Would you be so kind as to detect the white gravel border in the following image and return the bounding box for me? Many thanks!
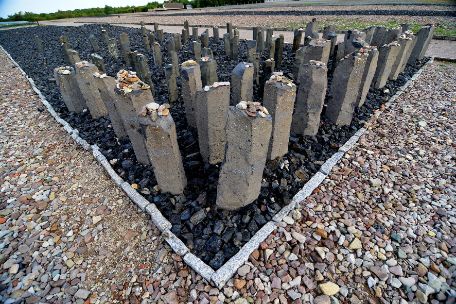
[0,44,434,288]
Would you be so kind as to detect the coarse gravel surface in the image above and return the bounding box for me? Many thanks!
[1,48,455,304]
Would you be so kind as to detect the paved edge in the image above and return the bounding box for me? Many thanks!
[0,44,434,288]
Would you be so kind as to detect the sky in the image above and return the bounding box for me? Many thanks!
[0,0,159,18]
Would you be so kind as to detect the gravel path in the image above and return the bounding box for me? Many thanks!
[1,53,455,303]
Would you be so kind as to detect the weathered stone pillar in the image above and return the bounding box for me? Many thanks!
[139,104,187,195]
[132,52,155,94]
[140,21,147,36]
[399,32,416,73]
[263,73,297,160]
[184,20,189,32]
[216,104,272,210]
[192,41,202,61]
[223,33,231,56]
[89,34,100,52]
[408,25,434,64]
[90,53,106,73]
[153,23,159,32]
[384,27,402,45]
[213,26,219,40]
[201,31,209,47]
[195,82,230,164]
[291,61,327,136]
[101,28,110,45]
[247,40,257,62]
[174,33,182,50]
[253,27,259,40]
[93,73,128,139]
[74,61,109,119]
[389,33,415,80]
[364,26,376,45]
[119,32,132,65]
[274,35,284,68]
[143,32,152,53]
[305,18,319,39]
[166,38,176,56]
[344,30,365,55]
[153,42,163,66]
[107,38,119,59]
[372,41,400,89]
[227,23,233,37]
[34,35,44,55]
[181,60,202,128]
[292,28,304,52]
[231,30,239,58]
[294,39,330,80]
[113,70,153,165]
[253,53,260,86]
[269,38,276,60]
[148,31,156,46]
[165,64,178,103]
[257,28,265,52]
[200,57,218,86]
[170,51,180,76]
[54,66,87,113]
[67,49,81,65]
[370,26,387,46]
[182,28,189,43]
[231,62,254,105]
[355,47,379,108]
[326,53,367,126]
[266,28,273,48]
[202,47,213,59]
[156,29,164,43]
[192,27,198,41]
[323,25,337,57]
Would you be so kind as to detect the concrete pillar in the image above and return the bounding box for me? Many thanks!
[408,25,434,64]
[373,42,401,89]
[101,29,110,45]
[335,42,345,62]
[54,66,87,113]
[174,33,182,50]
[384,28,402,45]
[364,26,376,45]
[213,26,219,40]
[292,28,304,52]
[399,32,416,73]
[291,61,327,136]
[201,31,209,47]
[90,53,106,73]
[195,82,230,164]
[92,74,128,140]
[140,21,147,36]
[67,49,81,65]
[269,38,276,60]
[139,105,187,195]
[216,104,272,210]
[156,29,164,43]
[165,64,178,103]
[113,70,153,165]
[132,52,155,94]
[274,35,284,68]
[119,32,132,65]
[355,47,379,108]
[142,32,151,53]
[266,28,273,49]
[389,34,415,80]
[344,30,365,56]
[247,40,257,62]
[200,57,218,87]
[227,23,233,37]
[107,38,119,59]
[294,39,330,81]
[182,28,189,43]
[231,62,254,105]
[370,26,387,47]
[148,31,156,46]
[257,28,265,53]
[74,61,109,119]
[34,35,44,55]
[305,18,319,39]
[231,31,239,59]
[166,38,176,56]
[202,47,214,59]
[192,41,202,61]
[153,42,163,66]
[326,53,367,126]
[170,51,180,76]
[253,53,260,86]
[323,25,337,57]
[192,27,198,41]
[253,27,259,41]
[153,23,159,32]
[184,20,189,32]
[181,60,202,128]
[223,33,231,56]
[263,73,297,160]
[89,34,100,52]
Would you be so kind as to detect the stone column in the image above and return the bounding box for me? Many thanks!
[74,61,109,118]
[156,29,164,43]
[384,28,402,45]
[372,42,400,89]
[54,66,87,113]
[253,27,259,40]
[326,53,367,126]
[142,32,151,53]
[202,47,213,59]
[355,47,379,108]
[113,70,153,165]
[231,31,239,59]
[216,104,272,210]
[370,26,387,47]
[153,23,159,32]
[323,25,337,57]
[268,38,276,60]
[166,38,176,55]
[192,27,198,41]
[292,28,304,52]
[291,61,327,136]
[274,35,284,68]
[101,28,110,45]
[247,40,257,62]
[107,38,119,59]
[227,23,233,37]
[257,28,265,52]
[399,33,416,73]
[140,105,187,195]
[165,64,178,103]
[344,30,365,55]
[153,42,163,66]
[364,26,376,45]
[201,31,209,47]
[132,52,155,94]
[266,28,273,48]
[231,62,254,106]
[93,74,128,140]
[195,82,230,164]
[305,18,319,39]
[34,35,44,56]
[192,41,202,61]
[294,39,330,81]
[223,33,231,56]
[67,49,81,65]
[89,34,100,52]
[174,33,182,50]
[263,73,297,160]
[200,57,218,87]
[181,60,202,128]
[170,51,180,76]
[389,34,414,80]
[90,53,106,73]
[119,32,132,65]
[184,20,189,32]
[182,28,189,43]
[213,26,219,40]
[408,25,434,64]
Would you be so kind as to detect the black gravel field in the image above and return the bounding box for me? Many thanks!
[0,24,428,269]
